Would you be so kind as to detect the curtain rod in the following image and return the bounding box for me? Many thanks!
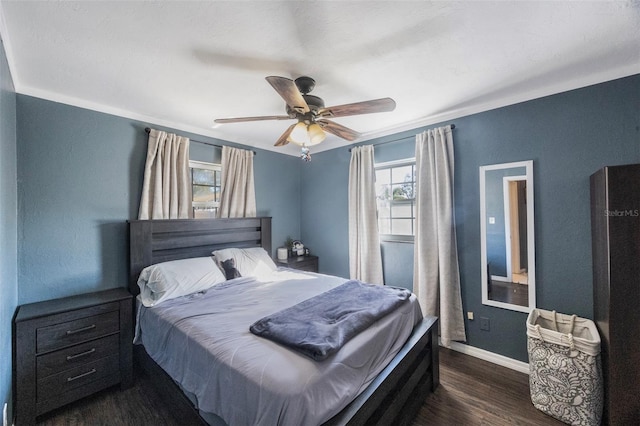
[348,124,455,152]
[144,127,256,155]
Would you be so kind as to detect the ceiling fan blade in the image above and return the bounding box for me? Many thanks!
[274,123,297,146]
[318,97,396,118]
[266,76,310,114]
[316,119,361,141]
[214,115,291,124]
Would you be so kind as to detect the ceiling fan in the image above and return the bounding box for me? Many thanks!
[214,76,396,160]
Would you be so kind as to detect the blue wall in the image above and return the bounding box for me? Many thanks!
[10,70,640,371]
[301,74,640,361]
[16,96,301,304]
[0,36,17,420]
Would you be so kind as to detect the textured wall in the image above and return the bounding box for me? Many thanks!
[0,36,17,420]
[13,74,639,366]
[16,96,301,304]
[301,74,640,361]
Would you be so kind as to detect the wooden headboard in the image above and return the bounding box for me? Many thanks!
[128,217,272,295]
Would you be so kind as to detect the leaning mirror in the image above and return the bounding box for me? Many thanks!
[480,160,535,313]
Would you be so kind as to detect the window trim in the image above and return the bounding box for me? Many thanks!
[375,158,416,243]
[190,160,221,170]
[189,160,221,218]
[380,234,415,243]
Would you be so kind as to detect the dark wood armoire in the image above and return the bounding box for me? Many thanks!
[590,164,640,425]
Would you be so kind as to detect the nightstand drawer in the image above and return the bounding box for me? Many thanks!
[293,259,318,272]
[37,334,120,378]
[37,311,120,353]
[37,354,120,399]
[276,255,319,273]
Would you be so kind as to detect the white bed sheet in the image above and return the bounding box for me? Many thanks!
[135,269,422,426]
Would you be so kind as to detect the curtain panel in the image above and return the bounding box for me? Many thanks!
[413,125,466,347]
[217,146,256,218]
[138,129,191,220]
[348,145,384,285]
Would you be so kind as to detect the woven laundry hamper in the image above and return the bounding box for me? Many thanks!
[526,309,603,425]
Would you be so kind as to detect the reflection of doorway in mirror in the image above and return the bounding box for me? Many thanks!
[504,176,528,285]
[488,176,529,307]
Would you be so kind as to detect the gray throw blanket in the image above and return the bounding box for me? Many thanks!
[249,280,411,361]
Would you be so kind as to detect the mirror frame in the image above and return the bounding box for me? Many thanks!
[480,160,536,313]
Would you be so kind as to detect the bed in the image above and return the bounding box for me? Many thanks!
[128,217,439,425]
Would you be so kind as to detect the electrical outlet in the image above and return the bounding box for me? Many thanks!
[467,311,474,320]
[480,317,490,331]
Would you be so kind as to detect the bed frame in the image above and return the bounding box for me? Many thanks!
[128,217,439,426]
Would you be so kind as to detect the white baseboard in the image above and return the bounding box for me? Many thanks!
[444,341,530,375]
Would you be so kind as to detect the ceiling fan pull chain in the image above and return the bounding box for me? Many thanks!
[301,146,311,162]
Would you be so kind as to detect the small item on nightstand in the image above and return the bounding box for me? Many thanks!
[277,247,288,260]
[292,240,304,256]
[284,236,294,256]
[304,248,310,256]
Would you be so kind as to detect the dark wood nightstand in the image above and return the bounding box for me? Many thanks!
[276,255,319,272]
[13,288,133,426]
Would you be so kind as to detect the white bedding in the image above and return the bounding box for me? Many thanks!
[135,269,422,426]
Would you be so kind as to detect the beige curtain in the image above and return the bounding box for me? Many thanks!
[217,146,256,218]
[348,145,384,285]
[138,129,191,220]
[413,125,466,347]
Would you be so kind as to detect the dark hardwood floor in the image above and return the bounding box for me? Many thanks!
[36,348,563,426]
[415,349,564,425]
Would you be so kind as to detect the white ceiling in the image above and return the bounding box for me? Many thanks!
[1,1,639,156]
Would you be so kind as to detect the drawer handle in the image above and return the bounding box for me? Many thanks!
[66,324,96,335]
[66,348,96,361]
[67,368,97,382]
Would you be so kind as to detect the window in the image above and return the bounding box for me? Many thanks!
[190,160,221,218]
[375,159,416,242]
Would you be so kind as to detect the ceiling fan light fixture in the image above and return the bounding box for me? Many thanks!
[288,121,326,147]
[288,122,307,145]
[307,123,326,145]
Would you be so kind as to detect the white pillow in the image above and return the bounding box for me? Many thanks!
[212,247,277,279]
[137,256,226,307]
